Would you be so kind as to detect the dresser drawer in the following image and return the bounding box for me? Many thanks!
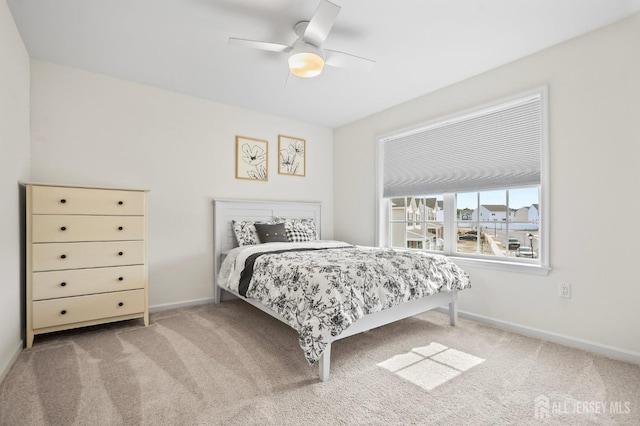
[32,265,145,300]
[32,241,145,271]
[32,215,145,243]
[32,289,145,329]
[31,186,145,215]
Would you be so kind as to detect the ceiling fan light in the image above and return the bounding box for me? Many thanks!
[288,43,324,78]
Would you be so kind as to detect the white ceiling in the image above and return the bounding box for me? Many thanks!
[7,0,640,128]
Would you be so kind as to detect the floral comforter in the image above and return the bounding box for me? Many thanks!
[217,241,471,364]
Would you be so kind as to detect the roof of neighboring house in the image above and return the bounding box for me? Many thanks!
[391,197,442,210]
[390,198,407,207]
[410,197,442,210]
[481,204,508,212]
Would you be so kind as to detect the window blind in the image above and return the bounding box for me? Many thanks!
[383,93,542,198]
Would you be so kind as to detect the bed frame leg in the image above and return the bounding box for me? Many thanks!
[213,285,221,304]
[449,291,458,326]
[318,343,331,382]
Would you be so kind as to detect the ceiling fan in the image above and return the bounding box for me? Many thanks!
[229,0,375,78]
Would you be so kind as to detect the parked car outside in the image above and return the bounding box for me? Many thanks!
[516,247,536,258]
[508,238,520,250]
[458,233,478,241]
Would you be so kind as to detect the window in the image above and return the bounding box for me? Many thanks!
[390,196,444,251]
[456,188,540,259]
[376,88,548,272]
[388,187,539,260]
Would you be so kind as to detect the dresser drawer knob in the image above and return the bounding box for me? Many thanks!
[61,310,67,315]
[118,277,124,281]
[60,226,67,231]
[118,226,123,231]
[60,254,67,259]
[60,282,67,287]
[118,302,124,307]
[60,199,66,204]
[118,201,124,205]
[118,251,124,256]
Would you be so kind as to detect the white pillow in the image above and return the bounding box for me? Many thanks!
[231,220,262,246]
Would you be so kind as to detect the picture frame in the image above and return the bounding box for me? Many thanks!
[278,135,306,177]
[236,136,268,181]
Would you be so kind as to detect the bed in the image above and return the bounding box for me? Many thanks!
[213,199,470,381]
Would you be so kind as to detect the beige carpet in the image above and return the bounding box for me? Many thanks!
[1,300,638,426]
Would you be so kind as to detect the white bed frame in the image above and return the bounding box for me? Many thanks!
[213,199,458,382]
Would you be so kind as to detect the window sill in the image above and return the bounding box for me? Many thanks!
[450,256,550,276]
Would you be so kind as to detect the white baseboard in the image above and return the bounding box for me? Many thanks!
[149,297,215,313]
[0,340,23,386]
[438,307,640,365]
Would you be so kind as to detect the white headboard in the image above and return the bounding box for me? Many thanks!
[213,199,322,302]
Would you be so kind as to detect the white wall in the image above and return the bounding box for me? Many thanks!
[30,60,334,310]
[0,0,30,381]
[335,13,640,357]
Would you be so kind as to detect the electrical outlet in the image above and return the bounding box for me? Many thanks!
[558,282,571,298]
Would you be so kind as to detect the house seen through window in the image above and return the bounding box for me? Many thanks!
[389,187,539,260]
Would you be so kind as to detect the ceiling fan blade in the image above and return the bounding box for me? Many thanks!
[303,0,341,47]
[324,49,376,72]
[229,37,292,53]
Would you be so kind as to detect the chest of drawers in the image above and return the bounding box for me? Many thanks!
[25,183,149,348]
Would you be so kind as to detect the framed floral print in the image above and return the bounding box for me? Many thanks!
[278,135,306,177]
[236,136,268,181]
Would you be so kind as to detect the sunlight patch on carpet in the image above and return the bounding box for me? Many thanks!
[377,342,484,391]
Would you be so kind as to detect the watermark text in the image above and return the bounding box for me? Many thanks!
[535,394,631,419]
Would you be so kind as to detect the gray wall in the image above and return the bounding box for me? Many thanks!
[0,0,30,381]
[334,13,640,357]
[29,60,334,310]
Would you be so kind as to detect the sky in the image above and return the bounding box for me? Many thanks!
[457,187,539,210]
